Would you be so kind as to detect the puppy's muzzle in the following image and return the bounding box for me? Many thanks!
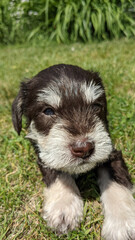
[70,140,95,159]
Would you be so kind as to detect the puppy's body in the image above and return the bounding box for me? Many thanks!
[12,64,135,239]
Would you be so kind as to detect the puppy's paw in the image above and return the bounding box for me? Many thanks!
[102,192,135,240]
[102,216,135,240]
[42,192,83,233]
[100,179,135,240]
[42,174,83,233]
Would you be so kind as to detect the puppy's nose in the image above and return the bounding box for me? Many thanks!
[70,140,95,159]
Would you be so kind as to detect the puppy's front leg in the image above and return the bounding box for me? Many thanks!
[98,150,135,240]
[42,172,83,234]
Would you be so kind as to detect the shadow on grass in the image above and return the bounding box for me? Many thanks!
[76,170,100,201]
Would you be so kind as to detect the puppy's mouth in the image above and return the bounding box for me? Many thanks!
[73,153,94,166]
[82,149,95,159]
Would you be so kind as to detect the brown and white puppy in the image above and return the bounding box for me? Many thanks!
[12,64,135,240]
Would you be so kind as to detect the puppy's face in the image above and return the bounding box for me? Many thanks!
[12,64,112,174]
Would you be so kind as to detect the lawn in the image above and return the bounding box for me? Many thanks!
[0,38,135,240]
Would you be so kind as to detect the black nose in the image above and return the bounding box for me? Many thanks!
[70,140,95,159]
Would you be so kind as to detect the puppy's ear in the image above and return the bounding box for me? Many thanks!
[12,88,24,135]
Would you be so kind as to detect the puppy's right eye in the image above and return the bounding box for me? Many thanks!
[92,103,103,112]
[43,108,55,116]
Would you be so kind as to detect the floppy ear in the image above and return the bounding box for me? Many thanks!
[12,89,24,135]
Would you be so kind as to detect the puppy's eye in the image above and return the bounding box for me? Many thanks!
[43,108,55,116]
[92,103,103,112]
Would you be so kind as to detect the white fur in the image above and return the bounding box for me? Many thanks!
[81,81,104,103]
[98,169,135,240]
[27,119,112,174]
[37,79,104,107]
[42,173,83,233]
[37,88,61,107]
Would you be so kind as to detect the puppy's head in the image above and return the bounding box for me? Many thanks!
[12,64,112,174]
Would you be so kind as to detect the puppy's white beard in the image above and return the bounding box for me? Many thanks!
[98,169,135,240]
[27,120,112,174]
[42,173,83,233]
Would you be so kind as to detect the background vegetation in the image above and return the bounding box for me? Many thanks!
[0,38,135,239]
[0,0,135,44]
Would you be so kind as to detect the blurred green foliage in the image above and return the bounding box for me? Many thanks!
[0,0,135,44]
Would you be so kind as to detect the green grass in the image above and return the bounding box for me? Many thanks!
[0,38,135,239]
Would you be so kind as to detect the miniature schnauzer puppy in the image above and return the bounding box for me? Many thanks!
[12,64,135,240]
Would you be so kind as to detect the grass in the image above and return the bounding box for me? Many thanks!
[0,38,135,240]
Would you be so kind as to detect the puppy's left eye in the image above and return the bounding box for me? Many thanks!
[44,108,55,116]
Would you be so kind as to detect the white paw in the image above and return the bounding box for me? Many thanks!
[42,190,83,233]
[102,217,135,240]
[100,178,135,240]
[42,175,83,233]
[102,201,135,240]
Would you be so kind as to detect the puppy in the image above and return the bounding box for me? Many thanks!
[12,64,135,240]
